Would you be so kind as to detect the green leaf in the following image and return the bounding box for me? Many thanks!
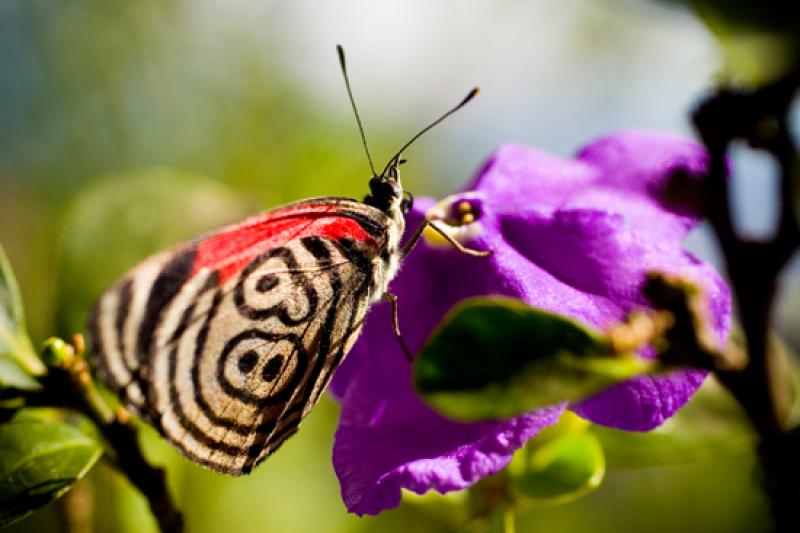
[414,297,652,420]
[0,359,41,392]
[0,244,45,378]
[511,431,605,504]
[0,418,102,527]
[0,245,24,334]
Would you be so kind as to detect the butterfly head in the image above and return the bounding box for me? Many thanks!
[364,175,401,212]
[364,157,413,216]
[336,45,476,219]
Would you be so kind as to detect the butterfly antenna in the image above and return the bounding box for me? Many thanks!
[381,87,479,178]
[337,45,377,177]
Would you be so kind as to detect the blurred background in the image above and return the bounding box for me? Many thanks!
[0,0,795,531]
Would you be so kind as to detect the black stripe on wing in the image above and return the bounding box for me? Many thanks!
[152,236,377,474]
[136,249,197,363]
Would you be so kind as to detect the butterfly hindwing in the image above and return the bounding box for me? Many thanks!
[89,198,393,473]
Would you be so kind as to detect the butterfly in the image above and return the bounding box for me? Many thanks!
[87,46,482,475]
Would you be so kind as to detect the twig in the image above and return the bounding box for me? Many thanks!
[33,336,184,533]
[688,68,800,532]
[98,409,184,533]
[57,477,94,533]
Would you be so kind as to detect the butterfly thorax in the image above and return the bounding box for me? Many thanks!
[363,173,406,302]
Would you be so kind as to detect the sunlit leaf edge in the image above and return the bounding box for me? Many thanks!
[0,418,103,527]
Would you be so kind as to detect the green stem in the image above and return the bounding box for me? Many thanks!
[503,507,516,533]
[30,337,184,533]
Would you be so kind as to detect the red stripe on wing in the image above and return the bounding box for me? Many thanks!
[192,204,378,283]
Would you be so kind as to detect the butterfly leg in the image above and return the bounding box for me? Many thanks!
[382,292,413,362]
[401,219,492,258]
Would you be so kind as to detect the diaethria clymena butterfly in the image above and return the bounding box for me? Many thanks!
[88,46,482,474]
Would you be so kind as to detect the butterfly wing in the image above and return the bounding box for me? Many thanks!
[89,197,392,474]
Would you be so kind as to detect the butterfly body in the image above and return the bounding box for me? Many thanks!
[89,194,405,474]
[88,46,478,475]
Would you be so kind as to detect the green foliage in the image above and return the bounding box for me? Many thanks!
[0,359,40,393]
[0,416,102,527]
[513,433,605,503]
[0,248,102,527]
[414,297,652,420]
[688,0,800,85]
[0,246,26,344]
[507,412,605,505]
[0,245,44,381]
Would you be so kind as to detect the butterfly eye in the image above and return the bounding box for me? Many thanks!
[401,191,414,214]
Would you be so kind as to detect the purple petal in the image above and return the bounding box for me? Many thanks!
[572,129,711,241]
[466,143,597,216]
[570,370,707,431]
[330,130,732,514]
[575,129,709,207]
[500,208,730,336]
[471,132,730,430]
[472,130,711,244]
[334,334,565,515]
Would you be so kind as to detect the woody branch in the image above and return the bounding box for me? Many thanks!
[690,68,800,532]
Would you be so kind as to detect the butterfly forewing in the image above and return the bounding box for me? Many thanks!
[89,197,397,474]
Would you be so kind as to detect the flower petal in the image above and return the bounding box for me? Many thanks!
[466,143,597,214]
[570,370,708,431]
[331,130,731,514]
[571,129,711,241]
[334,333,565,515]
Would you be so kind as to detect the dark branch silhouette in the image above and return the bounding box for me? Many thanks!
[655,68,800,533]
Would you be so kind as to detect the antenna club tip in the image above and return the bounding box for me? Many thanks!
[336,44,345,62]
[459,87,480,107]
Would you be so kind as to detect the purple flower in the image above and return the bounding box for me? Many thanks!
[330,130,731,516]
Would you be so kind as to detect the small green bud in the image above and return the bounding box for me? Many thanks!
[40,338,75,368]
